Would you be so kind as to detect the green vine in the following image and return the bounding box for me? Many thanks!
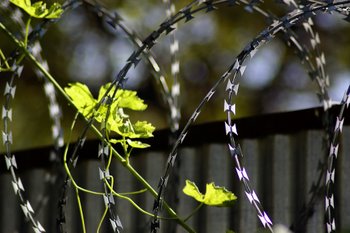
[10,0,63,19]
[0,1,238,232]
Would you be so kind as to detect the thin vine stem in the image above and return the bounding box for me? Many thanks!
[24,17,31,48]
[75,187,87,233]
[103,177,176,220]
[0,25,194,229]
[64,113,174,222]
[184,203,203,222]
[63,113,104,196]
[119,188,148,196]
[96,206,108,233]
[62,112,98,233]
[0,49,11,71]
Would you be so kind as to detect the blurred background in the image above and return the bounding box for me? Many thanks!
[0,0,349,151]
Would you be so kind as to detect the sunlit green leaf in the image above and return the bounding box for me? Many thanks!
[183,180,237,207]
[108,116,124,135]
[116,90,147,111]
[126,139,150,148]
[183,180,204,203]
[109,120,155,139]
[131,121,155,138]
[204,183,237,207]
[97,82,116,102]
[64,83,96,118]
[98,83,147,111]
[109,139,124,144]
[10,0,63,18]
[65,82,155,148]
[111,122,133,138]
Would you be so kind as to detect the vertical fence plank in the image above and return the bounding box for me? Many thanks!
[340,126,350,232]
[114,153,136,233]
[305,130,325,233]
[272,135,293,225]
[289,131,307,232]
[19,169,46,232]
[176,147,201,233]
[143,151,166,233]
[0,173,20,232]
[80,160,105,232]
[122,153,150,233]
[259,136,273,229]
[205,144,231,233]
[64,164,89,233]
[239,139,259,233]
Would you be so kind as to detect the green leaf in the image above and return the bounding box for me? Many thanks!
[64,83,96,118]
[97,82,116,102]
[203,182,237,207]
[10,0,63,18]
[98,83,147,111]
[107,117,124,134]
[126,139,150,148]
[65,82,155,147]
[116,90,148,111]
[183,180,204,203]
[109,120,155,139]
[109,139,123,144]
[131,121,155,138]
[183,180,237,207]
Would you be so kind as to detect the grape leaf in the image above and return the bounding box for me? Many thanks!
[183,180,237,207]
[109,139,124,144]
[126,139,151,148]
[65,82,155,144]
[97,82,116,102]
[183,180,204,203]
[10,0,63,19]
[130,121,155,138]
[98,83,147,111]
[64,83,96,118]
[108,119,155,139]
[116,90,147,111]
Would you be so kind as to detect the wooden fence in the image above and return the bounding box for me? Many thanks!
[1,106,349,233]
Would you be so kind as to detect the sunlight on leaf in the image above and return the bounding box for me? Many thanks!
[64,83,96,118]
[131,121,155,138]
[126,139,151,148]
[109,139,124,144]
[109,120,155,139]
[98,83,147,111]
[117,90,148,111]
[65,82,155,153]
[97,82,116,102]
[10,0,63,19]
[183,180,237,207]
[183,180,204,203]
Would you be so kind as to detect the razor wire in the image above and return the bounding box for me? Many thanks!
[152,0,182,232]
[118,1,336,231]
[0,1,87,232]
[0,1,67,232]
[80,1,349,232]
[1,0,350,232]
[222,2,350,232]
[63,1,182,231]
[324,85,350,233]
